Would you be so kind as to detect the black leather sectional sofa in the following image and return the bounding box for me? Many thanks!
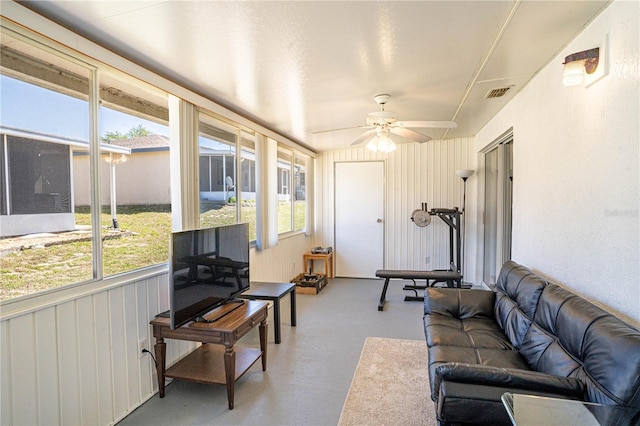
[423,260,640,425]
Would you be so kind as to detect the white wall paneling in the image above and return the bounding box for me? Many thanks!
[250,232,313,282]
[0,271,202,426]
[319,140,477,278]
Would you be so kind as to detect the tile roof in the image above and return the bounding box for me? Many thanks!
[109,134,169,150]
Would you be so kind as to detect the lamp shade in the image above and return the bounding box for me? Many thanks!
[377,134,396,153]
[456,169,475,179]
[366,133,397,153]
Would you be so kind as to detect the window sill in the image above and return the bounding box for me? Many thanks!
[0,263,169,321]
[278,229,308,240]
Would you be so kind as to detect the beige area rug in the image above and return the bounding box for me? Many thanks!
[338,337,438,426]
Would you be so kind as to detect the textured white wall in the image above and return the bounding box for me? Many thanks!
[475,0,639,324]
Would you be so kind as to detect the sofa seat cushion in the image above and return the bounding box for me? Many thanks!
[435,367,584,425]
[427,345,530,400]
[425,315,515,349]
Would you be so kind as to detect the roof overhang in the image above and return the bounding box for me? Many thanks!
[1,126,131,155]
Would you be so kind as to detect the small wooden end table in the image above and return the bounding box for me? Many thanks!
[239,282,296,344]
[303,251,334,279]
[150,300,268,409]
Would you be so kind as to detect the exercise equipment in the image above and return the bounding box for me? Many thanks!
[376,207,464,311]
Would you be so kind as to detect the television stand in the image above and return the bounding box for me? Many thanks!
[150,300,268,409]
[195,299,245,323]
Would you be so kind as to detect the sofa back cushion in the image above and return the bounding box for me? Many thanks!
[494,260,547,349]
[520,284,640,407]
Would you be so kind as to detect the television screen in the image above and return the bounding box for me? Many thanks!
[169,223,250,329]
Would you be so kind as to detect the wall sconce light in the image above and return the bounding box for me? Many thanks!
[366,129,397,153]
[563,48,599,86]
[104,153,128,164]
[562,36,608,87]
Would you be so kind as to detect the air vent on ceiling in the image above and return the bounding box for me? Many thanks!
[485,86,512,99]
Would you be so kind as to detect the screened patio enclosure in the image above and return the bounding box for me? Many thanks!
[0,126,130,237]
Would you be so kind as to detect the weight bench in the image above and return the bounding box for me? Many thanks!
[375,269,463,311]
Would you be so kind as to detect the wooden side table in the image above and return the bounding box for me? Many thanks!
[150,300,268,409]
[303,251,334,279]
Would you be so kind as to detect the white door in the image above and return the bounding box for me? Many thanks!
[335,161,384,277]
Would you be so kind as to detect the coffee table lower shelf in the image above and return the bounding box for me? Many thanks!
[166,344,263,385]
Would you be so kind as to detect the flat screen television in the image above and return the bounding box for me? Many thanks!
[169,223,250,329]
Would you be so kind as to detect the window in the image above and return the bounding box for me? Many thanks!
[0,20,313,303]
[240,131,257,240]
[0,26,171,301]
[277,146,293,233]
[198,113,258,241]
[98,72,171,277]
[275,145,308,234]
[293,153,307,231]
[0,28,94,300]
[0,140,5,215]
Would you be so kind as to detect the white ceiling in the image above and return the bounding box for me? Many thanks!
[19,0,610,152]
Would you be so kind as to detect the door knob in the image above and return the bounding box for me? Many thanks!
[377,218,383,223]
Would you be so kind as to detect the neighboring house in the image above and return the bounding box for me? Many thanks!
[74,135,262,205]
[1,130,287,237]
[73,134,171,206]
[75,135,294,206]
[198,143,256,203]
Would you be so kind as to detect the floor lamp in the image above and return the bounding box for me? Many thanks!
[455,169,475,277]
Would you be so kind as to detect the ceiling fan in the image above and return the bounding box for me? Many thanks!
[314,94,457,152]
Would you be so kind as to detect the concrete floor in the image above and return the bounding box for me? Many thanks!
[117,278,429,426]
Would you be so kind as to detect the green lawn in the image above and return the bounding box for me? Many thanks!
[0,202,305,301]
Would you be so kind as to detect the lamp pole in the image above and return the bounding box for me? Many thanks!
[455,170,475,277]
[106,153,128,230]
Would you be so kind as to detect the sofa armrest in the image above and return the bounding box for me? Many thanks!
[424,288,496,319]
[433,362,585,402]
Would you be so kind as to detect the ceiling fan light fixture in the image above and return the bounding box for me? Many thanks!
[378,134,396,153]
[366,133,396,153]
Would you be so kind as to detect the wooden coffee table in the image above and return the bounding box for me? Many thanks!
[150,300,268,409]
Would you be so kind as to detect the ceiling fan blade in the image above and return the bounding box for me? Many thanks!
[395,120,457,129]
[312,125,371,134]
[390,127,432,143]
[350,129,377,146]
